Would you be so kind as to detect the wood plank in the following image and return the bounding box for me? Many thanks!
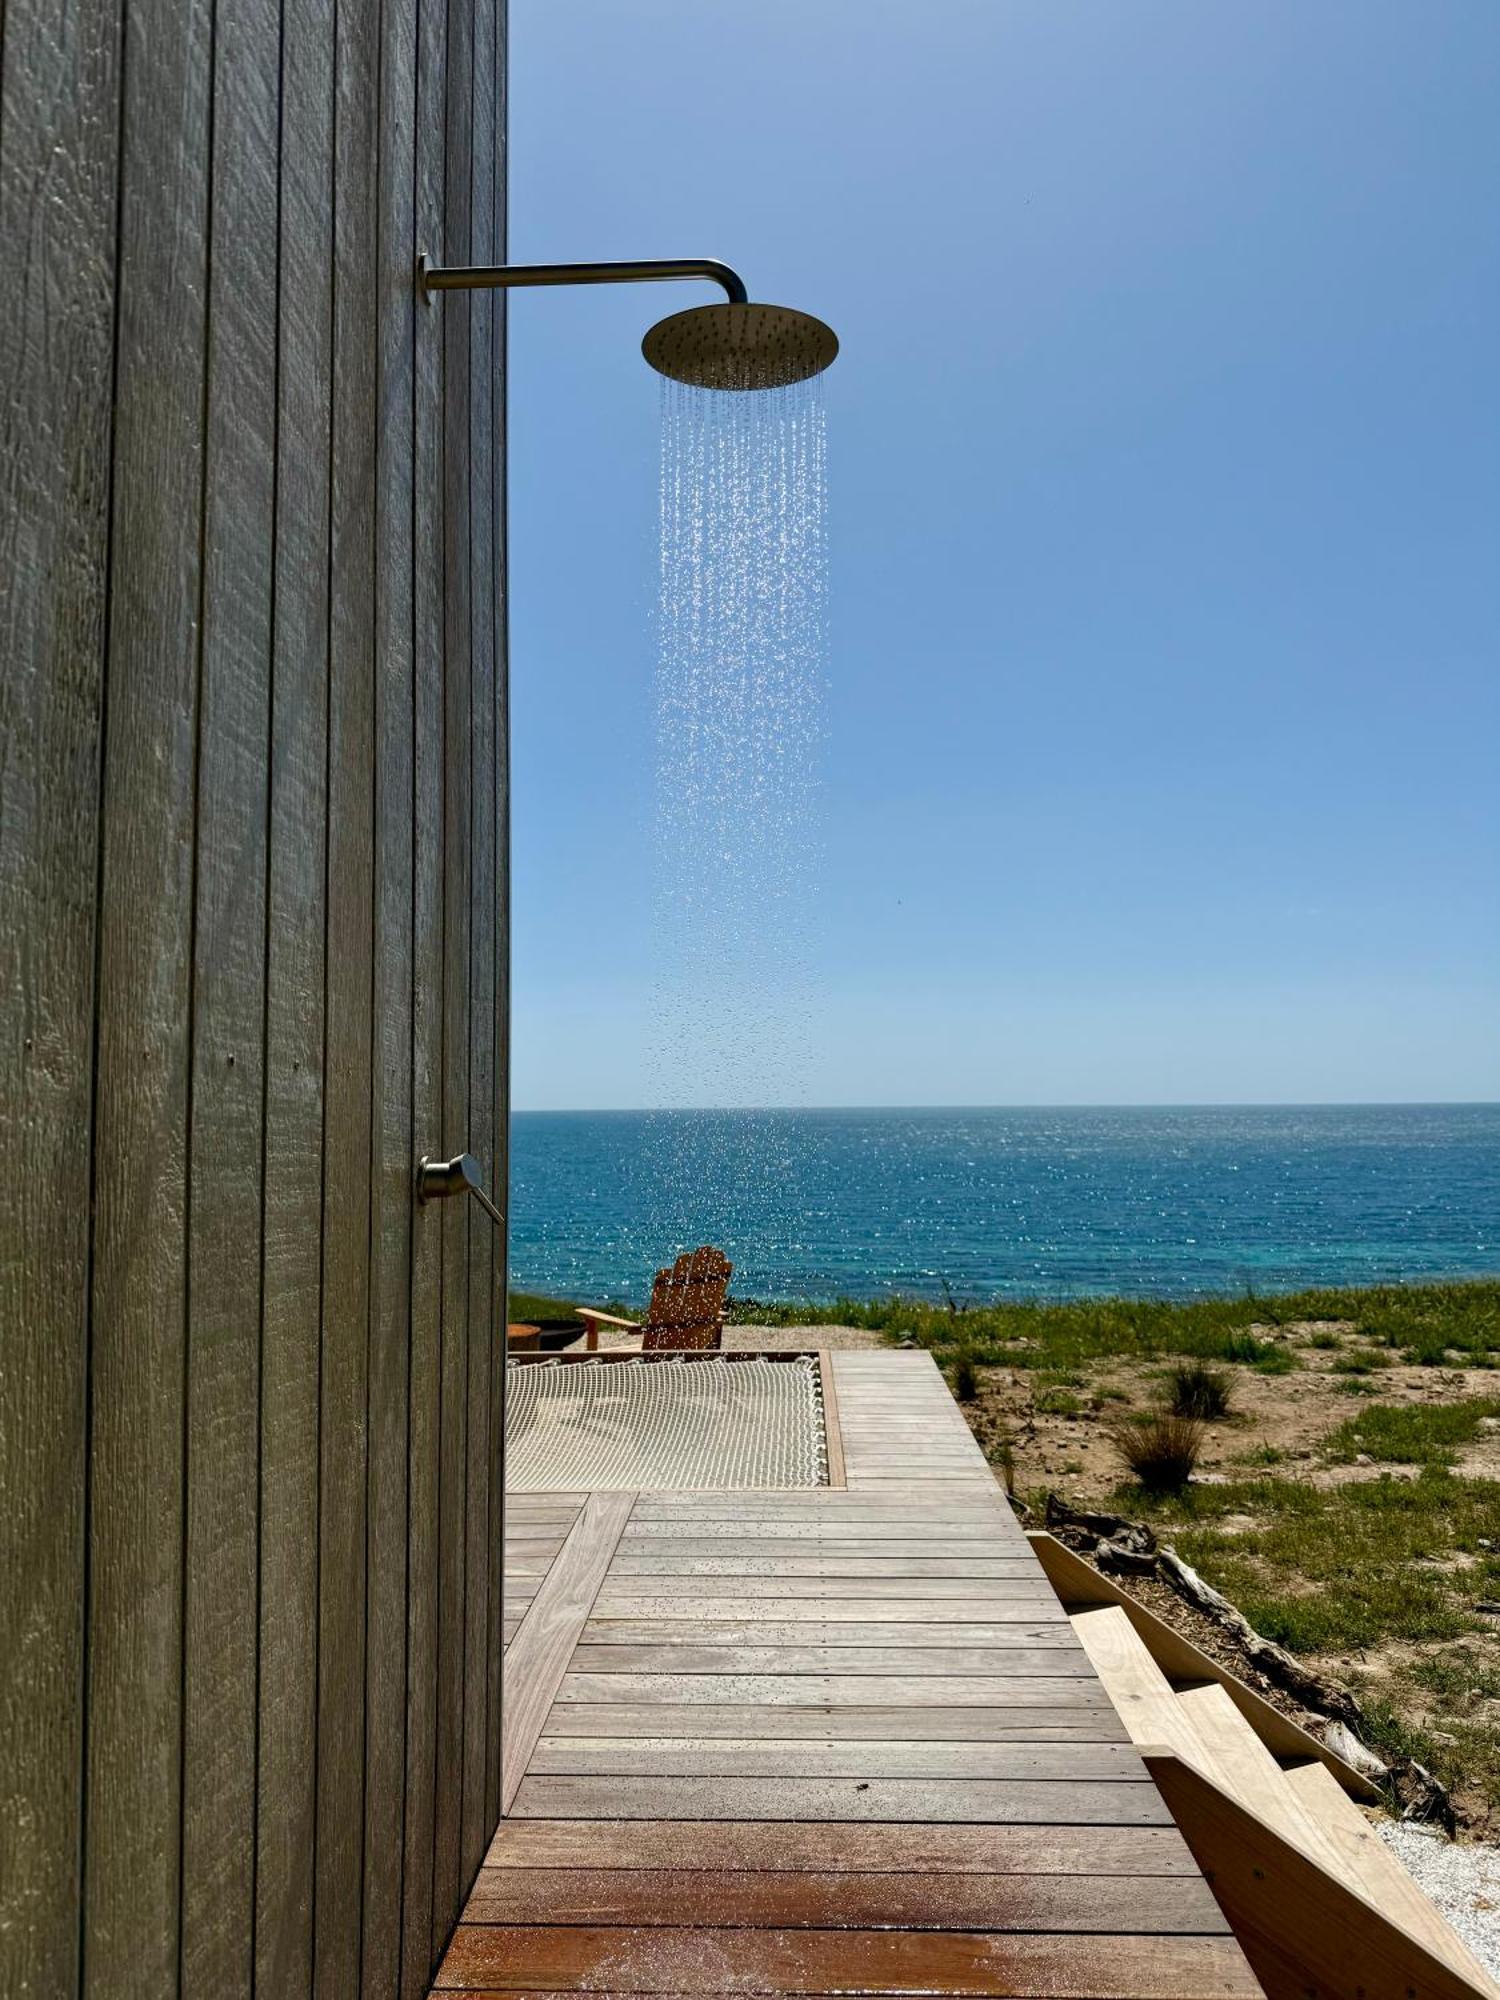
[621,1518,1009,1539]
[1282,1758,1500,1995]
[526,1739,1146,1781]
[85,0,212,1980]
[1145,1750,1485,2000]
[315,0,381,1981]
[363,0,418,1976]
[460,1866,1228,1933]
[556,1675,1112,1708]
[403,17,447,1953]
[540,1704,1129,1743]
[181,0,281,1980]
[818,1350,846,1488]
[508,1774,1166,1824]
[580,1621,1073,1647]
[254,0,334,1983]
[484,1819,1204,1876]
[502,1493,636,1810]
[0,0,120,1984]
[433,1925,1255,1994]
[1032,1534,1376,1798]
[592,1594,1061,1619]
[432,0,475,1944]
[565,1644,1091,1676]
[612,1544,1032,1560]
[462,0,499,1880]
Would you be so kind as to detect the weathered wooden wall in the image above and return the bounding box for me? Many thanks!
[0,0,508,1991]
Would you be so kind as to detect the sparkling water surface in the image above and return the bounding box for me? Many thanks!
[508,1104,1500,1307]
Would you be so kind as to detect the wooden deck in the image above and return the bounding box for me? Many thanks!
[432,1352,1260,1998]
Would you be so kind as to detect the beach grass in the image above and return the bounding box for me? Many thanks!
[737,1278,1500,1372]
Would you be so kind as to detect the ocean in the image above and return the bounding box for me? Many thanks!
[507,1103,1500,1308]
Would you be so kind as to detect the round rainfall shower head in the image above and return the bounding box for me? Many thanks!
[642,301,838,391]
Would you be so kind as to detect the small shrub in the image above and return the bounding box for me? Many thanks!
[952,1350,980,1403]
[1307,1329,1341,1350]
[1166,1361,1233,1421]
[1109,1411,1205,1493]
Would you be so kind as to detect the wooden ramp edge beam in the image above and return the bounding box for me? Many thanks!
[1028,1531,1376,1798]
[818,1350,846,1488]
[1143,1750,1498,2000]
[502,1492,636,1811]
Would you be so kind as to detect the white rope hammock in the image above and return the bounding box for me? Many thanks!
[506,1353,828,1491]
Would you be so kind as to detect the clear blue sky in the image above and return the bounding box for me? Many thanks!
[509,1,1499,1110]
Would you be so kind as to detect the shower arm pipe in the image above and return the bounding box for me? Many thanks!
[417,253,749,306]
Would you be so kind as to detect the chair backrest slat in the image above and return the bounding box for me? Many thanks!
[641,1246,733,1351]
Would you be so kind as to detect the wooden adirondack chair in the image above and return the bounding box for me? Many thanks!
[577,1246,733,1352]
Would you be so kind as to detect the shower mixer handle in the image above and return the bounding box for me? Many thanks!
[416,1152,505,1232]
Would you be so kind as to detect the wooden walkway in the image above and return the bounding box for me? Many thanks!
[432,1352,1259,1998]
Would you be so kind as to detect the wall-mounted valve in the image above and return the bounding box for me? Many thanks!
[416,1153,504,1232]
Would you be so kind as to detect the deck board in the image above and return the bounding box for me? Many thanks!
[432,1351,1261,2000]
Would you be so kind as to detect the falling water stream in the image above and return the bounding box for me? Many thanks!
[634,375,828,1275]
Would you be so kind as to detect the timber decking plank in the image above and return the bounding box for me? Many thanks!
[459,1866,1229,1933]
[433,1924,1256,1995]
[508,1775,1169,1824]
[483,1819,1204,1875]
[556,1674,1113,1708]
[502,1493,636,1810]
[579,1622,1073,1647]
[589,1594,1062,1618]
[565,1644,1092,1676]
[525,1739,1147,1781]
[539,1704,1129,1742]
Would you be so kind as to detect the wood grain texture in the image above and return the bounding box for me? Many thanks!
[525,1739,1144,1781]
[462,0,499,1883]
[314,0,381,1981]
[401,0,450,1991]
[539,1704,1129,1743]
[502,1495,636,1810]
[484,1819,1205,1877]
[180,0,281,1981]
[508,1775,1171,1826]
[0,0,120,1988]
[432,0,475,1940]
[254,0,334,1985]
[460,1866,1228,1933]
[85,0,212,1983]
[555,1673,1112,1709]
[433,1925,1258,1996]
[363,0,419,1979]
[1,0,507,1992]
[1146,1751,1488,2000]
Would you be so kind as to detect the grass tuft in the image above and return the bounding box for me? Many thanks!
[1165,1360,1233,1420]
[1108,1411,1204,1493]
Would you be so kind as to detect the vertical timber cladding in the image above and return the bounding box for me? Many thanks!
[0,0,508,1994]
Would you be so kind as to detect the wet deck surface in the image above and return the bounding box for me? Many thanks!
[431,1352,1258,1998]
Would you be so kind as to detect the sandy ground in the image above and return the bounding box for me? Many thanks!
[1381,1822,1500,1980]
